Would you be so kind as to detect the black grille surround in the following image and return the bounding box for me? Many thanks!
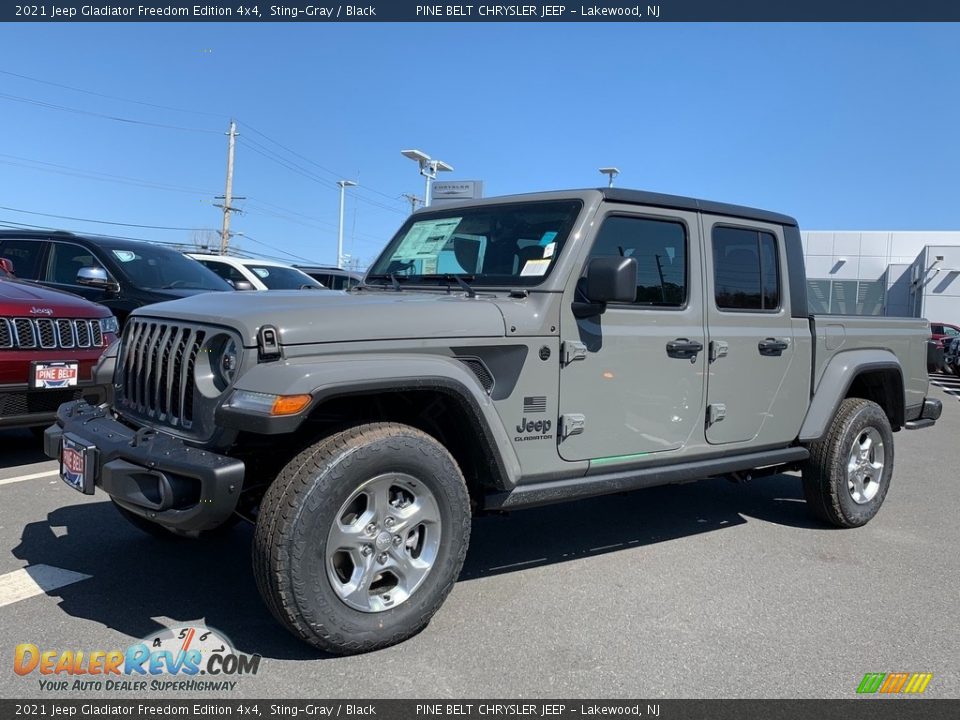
[0,317,105,350]
[115,317,240,439]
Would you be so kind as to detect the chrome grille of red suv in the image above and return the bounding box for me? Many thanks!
[0,317,107,350]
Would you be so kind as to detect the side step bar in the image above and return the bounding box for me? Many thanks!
[486,447,810,510]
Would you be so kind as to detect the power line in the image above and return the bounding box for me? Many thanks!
[0,152,217,196]
[239,120,408,208]
[0,203,219,232]
[232,232,319,264]
[0,91,221,134]
[0,68,228,119]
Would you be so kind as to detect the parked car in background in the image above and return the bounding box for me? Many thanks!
[0,231,231,327]
[1,273,117,432]
[295,265,363,290]
[930,322,960,349]
[943,336,960,375]
[188,254,323,290]
[927,322,960,373]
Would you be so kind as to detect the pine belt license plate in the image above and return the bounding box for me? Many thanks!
[32,361,78,389]
[60,433,97,495]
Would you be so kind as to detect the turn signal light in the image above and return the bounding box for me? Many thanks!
[271,394,312,416]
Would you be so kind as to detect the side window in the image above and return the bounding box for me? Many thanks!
[931,324,943,335]
[944,326,960,337]
[713,227,781,311]
[0,240,45,279]
[199,260,245,284]
[46,242,103,285]
[587,216,687,306]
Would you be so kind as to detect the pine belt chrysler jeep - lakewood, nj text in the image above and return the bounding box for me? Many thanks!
[45,189,941,654]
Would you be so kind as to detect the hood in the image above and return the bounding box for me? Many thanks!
[132,289,508,346]
[0,279,110,318]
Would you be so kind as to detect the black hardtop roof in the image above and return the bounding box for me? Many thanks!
[416,188,798,227]
[0,229,171,250]
[600,188,798,227]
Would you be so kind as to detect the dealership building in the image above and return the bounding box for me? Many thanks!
[801,231,960,321]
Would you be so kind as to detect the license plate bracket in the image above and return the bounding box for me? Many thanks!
[32,361,79,389]
[60,433,97,495]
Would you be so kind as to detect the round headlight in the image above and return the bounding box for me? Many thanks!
[218,337,239,386]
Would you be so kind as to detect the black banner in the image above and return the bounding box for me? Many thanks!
[3,1,960,23]
[1,700,959,720]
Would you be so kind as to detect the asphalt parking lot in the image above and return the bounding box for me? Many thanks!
[1,391,958,700]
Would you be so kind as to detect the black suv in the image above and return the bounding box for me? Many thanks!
[0,231,231,325]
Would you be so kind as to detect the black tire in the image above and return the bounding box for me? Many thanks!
[802,398,894,528]
[252,422,471,655]
[111,499,239,539]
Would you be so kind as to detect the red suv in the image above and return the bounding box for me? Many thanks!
[1,272,118,431]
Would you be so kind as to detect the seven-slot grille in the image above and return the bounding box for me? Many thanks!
[117,319,206,430]
[0,317,105,350]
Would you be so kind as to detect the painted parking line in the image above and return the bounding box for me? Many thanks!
[929,373,960,398]
[0,469,59,487]
[0,565,92,609]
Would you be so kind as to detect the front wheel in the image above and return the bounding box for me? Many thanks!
[252,422,471,654]
[801,398,894,528]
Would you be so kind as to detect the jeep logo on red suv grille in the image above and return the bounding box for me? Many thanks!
[29,307,54,316]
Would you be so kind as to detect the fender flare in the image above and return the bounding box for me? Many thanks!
[221,354,522,490]
[798,349,904,442]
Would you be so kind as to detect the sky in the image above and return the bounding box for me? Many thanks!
[0,23,958,268]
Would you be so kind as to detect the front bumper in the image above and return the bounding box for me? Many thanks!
[44,400,244,532]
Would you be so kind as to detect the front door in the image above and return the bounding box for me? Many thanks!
[558,206,706,462]
[702,218,802,445]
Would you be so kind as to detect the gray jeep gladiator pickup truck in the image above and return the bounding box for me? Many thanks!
[45,188,941,654]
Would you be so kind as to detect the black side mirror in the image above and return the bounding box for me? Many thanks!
[76,266,120,293]
[573,257,637,317]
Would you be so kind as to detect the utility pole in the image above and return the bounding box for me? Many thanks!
[215,120,239,255]
[401,193,422,214]
[337,180,358,269]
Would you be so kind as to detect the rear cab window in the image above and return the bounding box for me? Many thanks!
[712,226,781,311]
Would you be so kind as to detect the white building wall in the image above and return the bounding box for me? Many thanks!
[801,231,960,318]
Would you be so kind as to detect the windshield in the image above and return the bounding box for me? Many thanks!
[106,246,231,291]
[368,200,583,287]
[245,264,322,290]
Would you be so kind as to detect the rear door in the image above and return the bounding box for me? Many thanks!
[703,219,806,445]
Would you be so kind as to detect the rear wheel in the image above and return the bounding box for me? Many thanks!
[802,398,894,528]
[253,422,471,654]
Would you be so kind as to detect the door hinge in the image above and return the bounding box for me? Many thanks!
[709,340,728,363]
[707,403,726,426]
[560,413,586,439]
[561,340,587,365]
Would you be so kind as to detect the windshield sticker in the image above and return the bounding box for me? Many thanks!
[539,231,558,246]
[394,219,462,260]
[112,250,136,263]
[542,242,556,259]
[520,259,551,277]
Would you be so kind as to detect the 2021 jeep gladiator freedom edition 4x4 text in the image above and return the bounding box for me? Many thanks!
[45,189,940,654]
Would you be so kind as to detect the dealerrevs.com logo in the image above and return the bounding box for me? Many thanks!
[14,625,261,692]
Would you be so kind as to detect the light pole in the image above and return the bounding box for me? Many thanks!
[599,167,620,187]
[401,149,453,207]
[337,180,357,269]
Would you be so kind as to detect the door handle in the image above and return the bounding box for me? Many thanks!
[758,337,790,356]
[666,338,704,359]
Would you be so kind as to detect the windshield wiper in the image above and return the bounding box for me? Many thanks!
[444,274,476,298]
[365,273,406,291]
